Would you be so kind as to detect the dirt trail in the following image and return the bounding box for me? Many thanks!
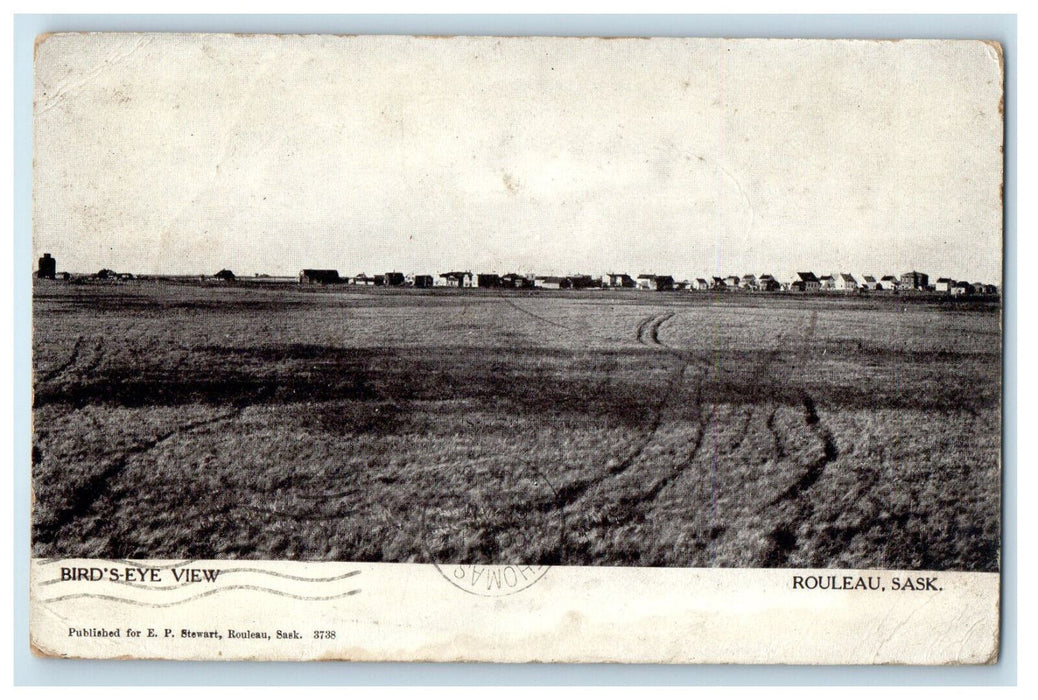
[548,311,720,561]
[36,336,85,383]
[760,311,841,566]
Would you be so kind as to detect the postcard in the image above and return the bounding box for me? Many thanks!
[30,33,1003,663]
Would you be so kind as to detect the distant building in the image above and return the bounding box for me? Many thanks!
[535,276,571,290]
[214,269,236,282]
[299,269,341,284]
[935,278,954,294]
[741,274,757,290]
[637,274,674,291]
[696,278,710,290]
[951,281,973,296]
[861,275,880,290]
[499,273,533,289]
[477,273,502,288]
[568,274,597,290]
[384,272,406,287]
[605,273,637,288]
[901,271,929,290]
[793,272,821,292]
[724,275,741,289]
[413,275,434,288]
[711,276,727,290]
[836,273,858,291]
[819,274,836,290]
[758,274,780,291]
[96,268,116,280]
[440,271,474,288]
[37,253,56,280]
[352,273,376,285]
[880,275,901,290]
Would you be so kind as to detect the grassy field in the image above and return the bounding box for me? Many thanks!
[31,281,1002,571]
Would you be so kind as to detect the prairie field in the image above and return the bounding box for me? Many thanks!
[31,281,1001,571]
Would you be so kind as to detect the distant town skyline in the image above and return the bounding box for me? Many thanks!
[34,35,1004,283]
[33,250,1001,288]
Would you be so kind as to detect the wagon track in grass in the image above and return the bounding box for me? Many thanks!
[642,311,843,564]
[551,312,713,536]
[35,335,84,383]
[761,311,843,566]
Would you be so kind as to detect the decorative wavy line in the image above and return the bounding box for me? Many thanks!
[39,568,362,588]
[38,585,362,607]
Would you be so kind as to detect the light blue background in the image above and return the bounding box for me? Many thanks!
[13,13,1017,686]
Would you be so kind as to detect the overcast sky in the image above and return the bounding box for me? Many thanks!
[34,35,1004,282]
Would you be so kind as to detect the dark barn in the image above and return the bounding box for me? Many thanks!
[567,275,597,290]
[477,273,502,288]
[299,269,342,284]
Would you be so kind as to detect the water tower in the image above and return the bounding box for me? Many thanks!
[37,253,56,280]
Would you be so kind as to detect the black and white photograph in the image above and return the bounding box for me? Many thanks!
[28,32,1005,663]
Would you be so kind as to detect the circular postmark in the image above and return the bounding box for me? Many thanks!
[422,464,564,597]
[434,563,551,597]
